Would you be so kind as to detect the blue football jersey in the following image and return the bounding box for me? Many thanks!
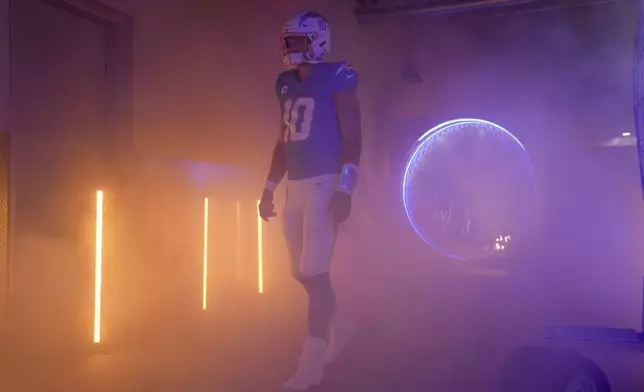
[275,61,359,180]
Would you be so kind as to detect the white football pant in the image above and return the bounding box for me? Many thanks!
[282,174,339,279]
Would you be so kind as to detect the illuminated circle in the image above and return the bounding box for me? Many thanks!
[402,118,536,260]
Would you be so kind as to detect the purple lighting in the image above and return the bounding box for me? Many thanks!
[401,118,535,260]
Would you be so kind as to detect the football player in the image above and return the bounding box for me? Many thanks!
[257,10,362,391]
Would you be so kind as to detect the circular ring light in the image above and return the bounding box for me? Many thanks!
[402,118,536,260]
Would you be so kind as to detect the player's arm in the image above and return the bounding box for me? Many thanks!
[264,126,287,192]
[334,63,361,195]
[265,76,288,193]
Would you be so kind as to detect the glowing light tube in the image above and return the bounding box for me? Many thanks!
[202,197,209,310]
[93,190,104,344]
[235,200,241,281]
[257,200,263,294]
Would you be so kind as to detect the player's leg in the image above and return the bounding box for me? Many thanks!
[300,174,340,335]
[283,179,326,391]
[284,175,336,390]
[282,181,305,281]
[300,176,358,365]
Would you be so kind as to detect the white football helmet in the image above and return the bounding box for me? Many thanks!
[280,11,331,66]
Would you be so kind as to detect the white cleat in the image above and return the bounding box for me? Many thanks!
[325,312,358,365]
[284,336,327,391]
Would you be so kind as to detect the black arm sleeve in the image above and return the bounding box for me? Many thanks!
[267,141,287,185]
[341,138,362,167]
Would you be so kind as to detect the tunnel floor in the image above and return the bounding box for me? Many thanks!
[1,277,537,392]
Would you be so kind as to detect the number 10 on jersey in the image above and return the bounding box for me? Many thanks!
[283,97,315,142]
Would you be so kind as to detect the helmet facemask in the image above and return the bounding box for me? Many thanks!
[280,33,313,66]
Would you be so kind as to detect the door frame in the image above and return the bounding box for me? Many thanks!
[1,0,133,348]
[36,0,134,172]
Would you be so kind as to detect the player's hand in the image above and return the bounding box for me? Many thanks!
[330,191,352,223]
[258,190,277,221]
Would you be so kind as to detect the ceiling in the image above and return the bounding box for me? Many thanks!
[353,0,622,23]
[93,0,622,24]
[96,0,137,15]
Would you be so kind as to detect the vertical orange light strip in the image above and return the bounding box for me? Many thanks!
[256,200,263,294]
[93,190,104,344]
[235,200,241,281]
[202,197,209,310]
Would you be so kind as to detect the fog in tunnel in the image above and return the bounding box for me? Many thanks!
[1,0,644,390]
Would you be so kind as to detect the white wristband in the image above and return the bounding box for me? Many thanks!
[265,180,278,193]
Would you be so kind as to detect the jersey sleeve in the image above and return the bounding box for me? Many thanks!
[275,73,284,97]
[333,62,359,92]
[274,74,285,143]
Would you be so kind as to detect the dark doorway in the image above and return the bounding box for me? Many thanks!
[4,0,132,358]
[9,0,107,353]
